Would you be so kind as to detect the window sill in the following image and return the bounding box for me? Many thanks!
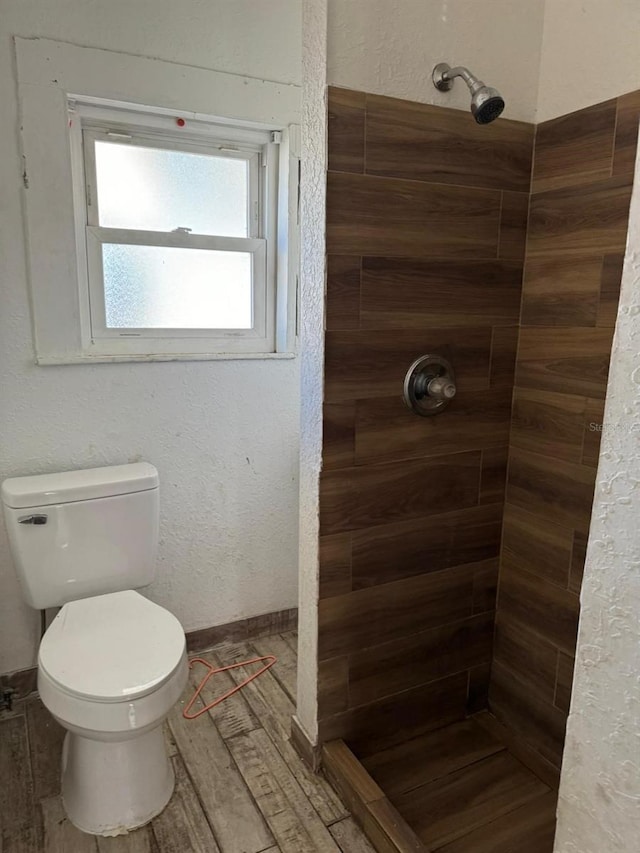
[36,351,297,366]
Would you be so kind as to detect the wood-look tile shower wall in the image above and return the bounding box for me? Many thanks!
[317,87,534,754]
[490,90,640,768]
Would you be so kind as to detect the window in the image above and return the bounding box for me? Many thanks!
[69,103,290,356]
[16,39,300,364]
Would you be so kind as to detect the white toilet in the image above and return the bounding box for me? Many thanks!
[1,463,188,836]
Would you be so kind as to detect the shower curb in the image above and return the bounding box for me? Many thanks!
[322,739,426,852]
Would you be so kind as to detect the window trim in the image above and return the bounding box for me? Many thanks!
[15,38,300,364]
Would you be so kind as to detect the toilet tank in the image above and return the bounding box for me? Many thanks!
[1,463,159,609]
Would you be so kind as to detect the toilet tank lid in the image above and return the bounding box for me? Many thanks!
[2,463,158,509]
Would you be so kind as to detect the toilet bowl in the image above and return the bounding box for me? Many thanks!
[1,462,188,835]
[38,589,188,836]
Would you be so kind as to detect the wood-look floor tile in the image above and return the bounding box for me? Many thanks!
[471,712,561,791]
[354,388,511,466]
[214,643,350,826]
[164,722,178,756]
[613,89,640,178]
[499,191,529,260]
[0,714,38,852]
[516,326,615,399]
[211,642,295,745]
[394,750,549,849]
[493,614,558,705]
[351,503,502,591]
[151,755,221,853]
[326,255,361,330]
[502,502,573,589]
[507,446,596,533]
[365,94,533,192]
[253,635,298,704]
[531,99,616,194]
[348,612,494,707]
[521,256,602,327]
[280,630,298,654]
[26,697,65,801]
[527,175,632,258]
[554,652,576,714]
[323,402,355,469]
[436,790,557,853]
[324,327,492,403]
[510,388,587,463]
[328,87,365,174]
[329,817,378,853]
[495,562,579,655]
[320,672,469,758]
[168,694,273,853]
[186,653,259,742]
[362,718,505,799]
[319,532,352,599]
[40,795,98,852]
[327,172,501,258]
[318,563,475,660]
[489,661,567,768]
[226,728,340,853]
[320,451,482,535]
[597,253,625,327]
[359,258,522,328]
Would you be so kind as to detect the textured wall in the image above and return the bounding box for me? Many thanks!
[553,137,640,853]
[327,0,545,123]
[316,86,533,755]
[491,91,640,768]
[295,0,327,743]
[537,0,640,122]
[0,0,302,674]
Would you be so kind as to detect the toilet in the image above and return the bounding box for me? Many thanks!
[1,463,188,837]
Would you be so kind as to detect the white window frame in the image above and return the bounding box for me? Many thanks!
[72,105,278,356]
[15,38,300,364]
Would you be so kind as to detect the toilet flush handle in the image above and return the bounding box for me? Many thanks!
[19,514,48,525]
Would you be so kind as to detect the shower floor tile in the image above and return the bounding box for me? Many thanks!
[359,715,558,852]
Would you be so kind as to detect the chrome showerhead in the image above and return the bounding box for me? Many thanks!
[432,62,505,125]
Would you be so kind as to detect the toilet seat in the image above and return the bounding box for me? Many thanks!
[39,590,186,703]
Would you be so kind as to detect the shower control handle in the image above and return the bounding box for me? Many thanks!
[427,376,457,402]
[403,354,456,416]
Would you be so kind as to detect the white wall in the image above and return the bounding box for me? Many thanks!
[553,147,640,853]
[0,0,302,674]
[295,0,327,745]
[327,0,545,123]
[537,0,640,122]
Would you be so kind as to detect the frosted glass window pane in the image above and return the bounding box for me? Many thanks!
[102,244,252,329]
[95,141,248,237]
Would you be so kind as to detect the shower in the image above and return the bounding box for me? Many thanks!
[432,62,505,124]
